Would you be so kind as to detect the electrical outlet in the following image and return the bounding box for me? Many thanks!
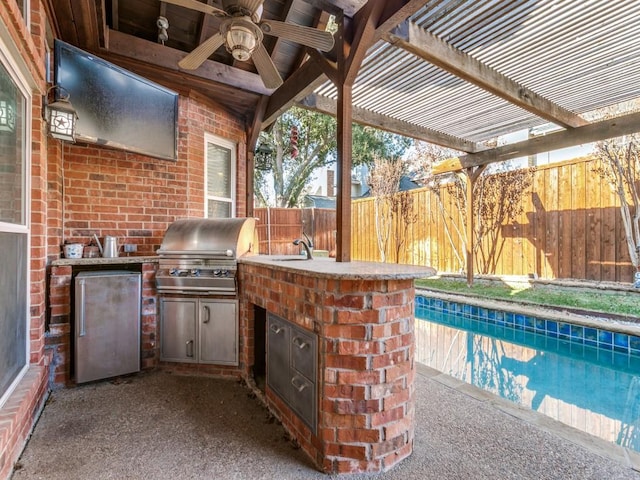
[123,244,137,253]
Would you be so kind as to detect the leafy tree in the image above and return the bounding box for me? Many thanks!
[254,107,411,207]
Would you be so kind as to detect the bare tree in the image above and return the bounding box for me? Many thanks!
[406,141,534,275]
[593,133,640,277]
[390,190,419,263]
[473,167,534,274]
[406,142,466,271]
[368,157,403,262]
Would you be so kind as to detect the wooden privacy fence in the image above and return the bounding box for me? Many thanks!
[255,157,636,283]
[254,207,336,255]
[351,156,635,282]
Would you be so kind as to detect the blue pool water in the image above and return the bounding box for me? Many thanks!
[414,295,640,453]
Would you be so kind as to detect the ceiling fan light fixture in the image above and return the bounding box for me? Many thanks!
[222,17,262,62]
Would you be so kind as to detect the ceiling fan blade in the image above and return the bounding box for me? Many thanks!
[161,0,226,16]
[260,20,334,52]
[252,43,283,89]
[178,33,225,70]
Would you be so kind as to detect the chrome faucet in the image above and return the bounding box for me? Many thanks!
[303,231,313,249]
[293,238,313,260]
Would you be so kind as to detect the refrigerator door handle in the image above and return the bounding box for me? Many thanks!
[78,279,86,337]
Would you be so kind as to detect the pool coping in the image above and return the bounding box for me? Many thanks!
[416,288,640,337]
[416,363,640,473]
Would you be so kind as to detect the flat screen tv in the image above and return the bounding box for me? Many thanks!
[54,40,178,161]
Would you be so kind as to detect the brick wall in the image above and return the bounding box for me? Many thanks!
[44,91,249,387]
[239,264,416,474]
[0,1,50,478]
[48,94,247,260]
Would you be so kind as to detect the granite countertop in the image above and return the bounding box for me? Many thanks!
[239,255,436,280]
[52,256,159,266]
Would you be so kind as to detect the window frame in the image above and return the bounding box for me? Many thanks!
[0,29,31,408]
[204,133,236,218]
[16,0,30,31]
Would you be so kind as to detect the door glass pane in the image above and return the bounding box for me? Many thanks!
[0,63,25,225]
[206,143,231,198]
[0,232,27,398]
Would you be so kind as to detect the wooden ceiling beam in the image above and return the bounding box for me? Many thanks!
[198,0,214,45]
[96,0,109,49]
[106,30,273,95]
[344,0,386,84]
[386,21,589,129]
[69,0,102,50]
[261,1,427,130]
[432,110,640,174]
[299,93,481,153]
[49,0,79,45]
[248,96,270,152]
[373,0,429,41]
[262,60,328,127]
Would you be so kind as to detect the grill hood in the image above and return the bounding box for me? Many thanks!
[157,218,256,258]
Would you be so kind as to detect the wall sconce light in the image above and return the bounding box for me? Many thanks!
[45,85,78,142]
[0,98,16,133]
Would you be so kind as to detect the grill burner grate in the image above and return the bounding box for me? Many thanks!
[156,218,255,296]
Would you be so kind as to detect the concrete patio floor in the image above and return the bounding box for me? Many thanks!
[11,365,640,480]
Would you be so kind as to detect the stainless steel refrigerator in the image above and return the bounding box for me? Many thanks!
[74,271,141,384]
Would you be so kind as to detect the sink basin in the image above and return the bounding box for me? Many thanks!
[271,255,311,262]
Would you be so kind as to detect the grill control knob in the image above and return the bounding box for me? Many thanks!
[190,269,200,276]
[169,268,178,276]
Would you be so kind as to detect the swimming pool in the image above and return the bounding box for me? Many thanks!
[414,294,640,454]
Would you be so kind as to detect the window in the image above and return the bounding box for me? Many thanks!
[205,134,235,218]
[0,44,30,407]
[16,0,30,28]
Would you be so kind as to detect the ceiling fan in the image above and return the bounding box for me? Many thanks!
[161,0,335,89]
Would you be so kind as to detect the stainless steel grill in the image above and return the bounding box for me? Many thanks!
[156,218,256,296]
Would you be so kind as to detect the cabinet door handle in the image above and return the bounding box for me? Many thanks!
[186,340,194,357]
[292,337,308,349]
[78,279,86,337]
[203,305,211,324]
[291,376,308,392]
[269,324,283,334]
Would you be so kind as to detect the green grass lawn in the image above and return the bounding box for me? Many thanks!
[415,277,640,318]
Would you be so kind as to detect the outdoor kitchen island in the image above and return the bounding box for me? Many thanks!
[237,256,436,475]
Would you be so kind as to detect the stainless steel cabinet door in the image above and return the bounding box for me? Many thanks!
[289,373,315,430]
[199,299,238,365]
[291,329,316,380]
[75,271,141,383]
[267,314,290,400]
[160,297,197,362]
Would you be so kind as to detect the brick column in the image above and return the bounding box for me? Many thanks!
[47,265,72,386]
[321,279,415,473]
[240,264,416,474]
